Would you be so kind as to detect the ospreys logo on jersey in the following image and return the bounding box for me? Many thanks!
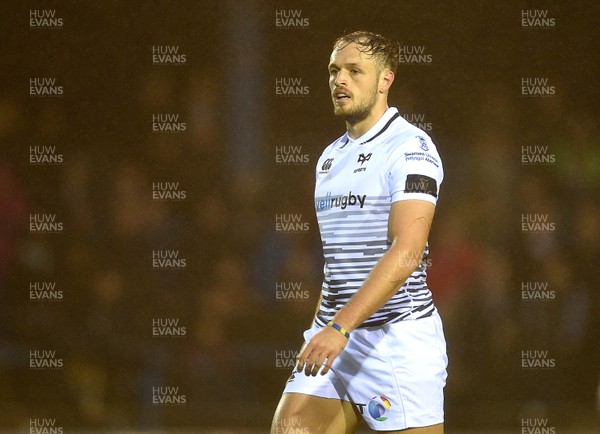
[405,174,437,197]
[357,153,372,165]
[354,153,372,173]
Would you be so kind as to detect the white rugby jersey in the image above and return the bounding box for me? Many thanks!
[314,107,443,328]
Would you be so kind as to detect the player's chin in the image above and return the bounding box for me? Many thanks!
[333,104,350,117]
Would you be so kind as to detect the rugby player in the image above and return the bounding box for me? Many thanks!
[271,30,447,433]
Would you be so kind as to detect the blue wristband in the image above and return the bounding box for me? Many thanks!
[327,321,350,339]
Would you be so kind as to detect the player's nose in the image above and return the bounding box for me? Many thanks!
[333,70,348,87]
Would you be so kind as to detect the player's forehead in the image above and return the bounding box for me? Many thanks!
[328,42,375,68]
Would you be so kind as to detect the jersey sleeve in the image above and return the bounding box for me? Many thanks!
[388,135,444,205]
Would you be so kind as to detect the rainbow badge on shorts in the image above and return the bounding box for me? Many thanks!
[368,395,391,421]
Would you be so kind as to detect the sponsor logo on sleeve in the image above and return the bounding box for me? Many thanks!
[405,174,437,197]
[404,151,440,168]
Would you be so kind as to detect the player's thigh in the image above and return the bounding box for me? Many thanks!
[271,392,360,434]
[377,422,444,434]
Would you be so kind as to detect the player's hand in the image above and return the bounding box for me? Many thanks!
[296,326,348,376]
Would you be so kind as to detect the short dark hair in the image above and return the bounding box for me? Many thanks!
[333,30,399,74]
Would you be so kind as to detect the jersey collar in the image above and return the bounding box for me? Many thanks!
[336,107,400,150]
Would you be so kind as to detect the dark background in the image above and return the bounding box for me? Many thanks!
[1,0,599,432]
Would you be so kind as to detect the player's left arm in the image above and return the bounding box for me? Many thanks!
[296,199,435,376]
[332,199,434,331]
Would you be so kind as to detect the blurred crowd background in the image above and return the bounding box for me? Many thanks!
[1,1,599,432]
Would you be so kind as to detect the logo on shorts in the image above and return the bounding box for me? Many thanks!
[368,395,391,421]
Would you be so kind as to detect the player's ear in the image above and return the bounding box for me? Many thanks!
[379,69,394,93]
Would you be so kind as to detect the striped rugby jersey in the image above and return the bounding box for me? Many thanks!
[314,107,443,328]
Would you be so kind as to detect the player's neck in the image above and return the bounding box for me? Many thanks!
[345,104,389,140]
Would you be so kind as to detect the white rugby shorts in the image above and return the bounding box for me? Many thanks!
[282,313,448,430]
